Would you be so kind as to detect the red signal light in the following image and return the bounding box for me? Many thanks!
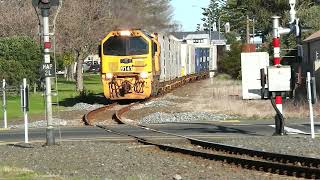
[44,42,51,49]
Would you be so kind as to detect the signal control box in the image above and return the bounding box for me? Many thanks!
[267,66,292,92]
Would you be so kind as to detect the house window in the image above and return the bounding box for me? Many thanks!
[193,39,204,43]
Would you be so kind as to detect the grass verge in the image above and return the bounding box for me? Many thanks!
[0,73,103,121]
[203,78,319,120]
[0,166,42,179]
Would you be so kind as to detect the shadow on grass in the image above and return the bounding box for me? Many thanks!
[57,80,76,85]
[59,91,112,107]
[83,82,102,85]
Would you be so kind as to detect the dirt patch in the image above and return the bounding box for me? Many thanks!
[125,78,317,123]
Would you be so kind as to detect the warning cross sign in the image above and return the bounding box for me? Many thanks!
[41,63,55,77]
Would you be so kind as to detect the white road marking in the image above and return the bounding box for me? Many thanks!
[269,125,309,135]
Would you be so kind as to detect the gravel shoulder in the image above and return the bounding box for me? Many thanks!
[0,141,298,180]
[9,103,105,129]
[214,136,320,159]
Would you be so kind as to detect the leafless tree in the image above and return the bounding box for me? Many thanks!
[0,0,177,92]
[0,1,38,37]
[56,0,177,92]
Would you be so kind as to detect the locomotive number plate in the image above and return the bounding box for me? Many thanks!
[120,66,132,71]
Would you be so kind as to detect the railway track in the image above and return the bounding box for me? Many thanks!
[84,103,320,179]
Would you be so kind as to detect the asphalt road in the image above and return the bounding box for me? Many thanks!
[1,121,319,145]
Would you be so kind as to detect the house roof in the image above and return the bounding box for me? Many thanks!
[171,31,225,41]
[304,31,320,42]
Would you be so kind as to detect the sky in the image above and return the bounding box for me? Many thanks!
[171,0,210,32]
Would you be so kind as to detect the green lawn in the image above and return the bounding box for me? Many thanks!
[0,74,103,121]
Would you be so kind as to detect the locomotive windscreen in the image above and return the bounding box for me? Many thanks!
[103,36,149,56]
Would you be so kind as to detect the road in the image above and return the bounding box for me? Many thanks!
[1,120,319,144]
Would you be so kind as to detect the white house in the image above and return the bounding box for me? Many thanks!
[171,31,227,75]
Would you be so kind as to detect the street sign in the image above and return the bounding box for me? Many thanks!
[41,63,55,77]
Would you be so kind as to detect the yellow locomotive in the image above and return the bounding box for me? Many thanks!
[100,29,212,100]
[100,29,161,100]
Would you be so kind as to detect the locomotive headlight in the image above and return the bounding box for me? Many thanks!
[120,30,131,36]
[140,72,149,79]
[105,73,113,80]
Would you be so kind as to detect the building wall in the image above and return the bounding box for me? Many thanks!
[84,55,100,64]
[303,40,320,99]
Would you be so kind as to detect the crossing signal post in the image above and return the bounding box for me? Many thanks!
[32,0,59,146]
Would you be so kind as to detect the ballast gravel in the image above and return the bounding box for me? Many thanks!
[0,141,294,180]
[66,103,104,111]
[10,118,70,129]
[131,100,178,110]
[214,136,320,159]
[9,103,105,129]
[139,112,238,124]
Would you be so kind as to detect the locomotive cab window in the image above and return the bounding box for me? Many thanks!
[103,36,149,56]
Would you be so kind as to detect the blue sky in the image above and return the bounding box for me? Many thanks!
[171,0,210,31]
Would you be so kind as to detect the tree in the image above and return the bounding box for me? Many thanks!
[56,0,176,92]
[0,36,42,86]
[0,0,177,92]
[218,40,242,79]
[62,51,75,81]
[298,3,320,34]
[0,1,38,38]
[201,0,226,31]
[203,0,320,42]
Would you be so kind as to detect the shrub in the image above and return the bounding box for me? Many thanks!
[0,36,42,86]
[218,42,242,79]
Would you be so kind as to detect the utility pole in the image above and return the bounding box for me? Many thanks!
[246,15,250,44]
[252,18,255,44]
[218,17,221,40]
[32,0,60,146]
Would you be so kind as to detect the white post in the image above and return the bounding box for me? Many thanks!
[2,79,7,129]
[23,78,29,143]
[289,0,297,24]
[307,72,315,139]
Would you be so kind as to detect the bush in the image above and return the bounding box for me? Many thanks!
[215,73,232,80]
[0,36,42,86]
[218,42,242,79]
[0,59,27,86]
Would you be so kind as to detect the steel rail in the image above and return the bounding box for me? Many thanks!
[95,123,320,179]
[114,104,320,178]
[83,103,118,125]
[85,103,320,178]
[137,123,320,169]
